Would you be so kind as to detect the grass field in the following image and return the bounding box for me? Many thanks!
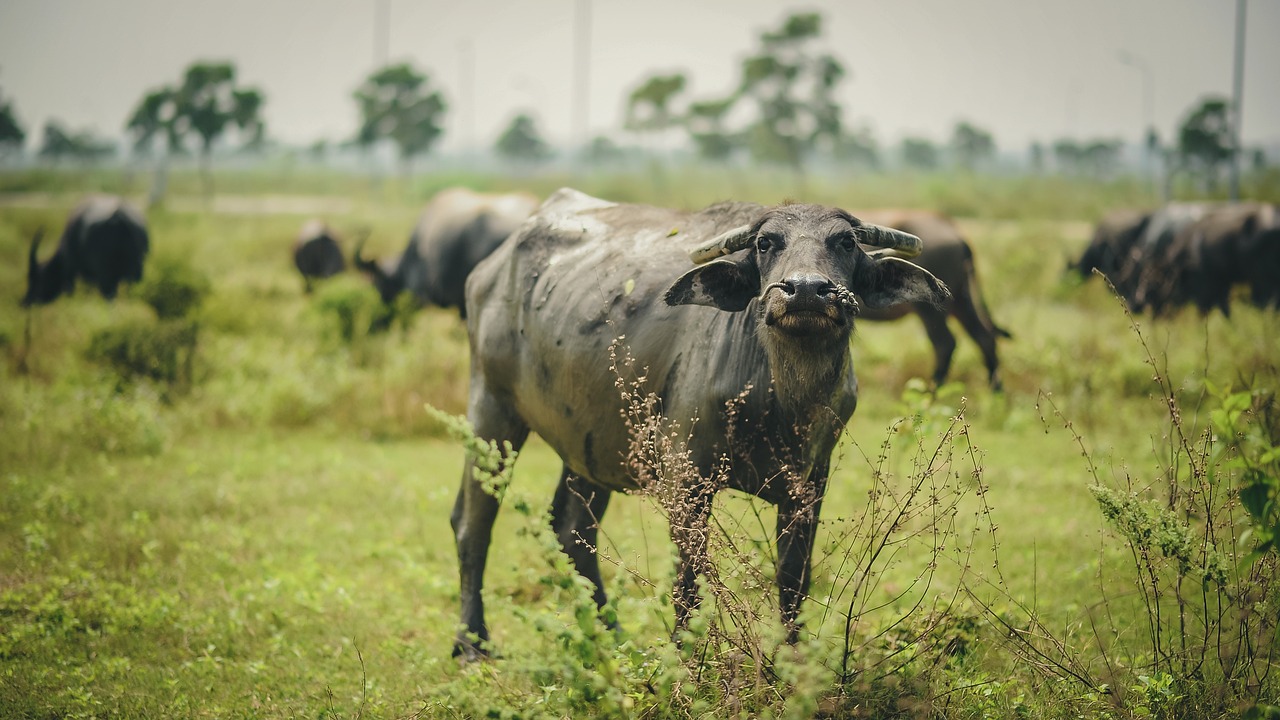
[1,167,1277,718]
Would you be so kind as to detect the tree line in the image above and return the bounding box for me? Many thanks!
[0,10,1266,189]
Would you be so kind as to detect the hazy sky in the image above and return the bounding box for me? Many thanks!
[1,0,1277,155]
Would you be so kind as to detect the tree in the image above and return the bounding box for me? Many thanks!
[353,63,447,175]
[124,61,266,198]
[736,12,845,173]
[625,73,687,143]
[901,137,939,171]
[1177,96,1232,190]
[495,113,551,164]
[37,120,115,163]
[0,90,24,159]
[1028,141,1046,174]
[685,97,739,162]
[833,125,879,171]
[950,121,995,171]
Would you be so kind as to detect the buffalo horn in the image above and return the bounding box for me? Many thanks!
[689,225,755,264]
[856,224,923,258]
[27,228,44,276]
[352,232,380,274]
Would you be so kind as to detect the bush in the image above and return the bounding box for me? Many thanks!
[133,255,212,320]
[311,277,407,345]
[86,318,199,388]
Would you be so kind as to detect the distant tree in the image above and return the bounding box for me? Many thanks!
[495,113,551,164]
[833,125,879,171]
[736,12,845,174]
[583,135,624,165]
[353,62,447,175]
[0,91,24,158]
[901,137,939,171]
[950,121,995,171]
[1177,96,1232,191]
[685,97,739,162]
[124,61,266,197]
[307,139,328,162]
[625,73,687,146]
[126,88,179,156]
[38,120,116,164]
[1028,141,1046,174]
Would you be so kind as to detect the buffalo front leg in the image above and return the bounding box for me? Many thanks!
[549,467,613,618]
[669,483,714,638]
[776,469,827,643]
[450,398,528,661]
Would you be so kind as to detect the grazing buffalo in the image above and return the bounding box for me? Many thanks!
[1162,202,1279,316]
[854,210,1010,389]
[354,187,538,316]
[1075,207,1151,300]
[22,195,150,306]
[451,188,949,659]
[1128,202,1213,315]
[292,220,346,293]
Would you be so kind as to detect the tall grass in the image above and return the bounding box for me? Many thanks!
[0,169,1277,717]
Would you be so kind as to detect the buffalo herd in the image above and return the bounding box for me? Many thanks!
[1075,201,1280,316]
[17,185,1278,655]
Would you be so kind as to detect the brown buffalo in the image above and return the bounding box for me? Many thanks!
[854,210,1010,389]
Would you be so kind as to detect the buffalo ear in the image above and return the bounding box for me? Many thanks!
[664,257,760,312]
[858,256,951,309]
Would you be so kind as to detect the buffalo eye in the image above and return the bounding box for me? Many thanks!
[837,232,857,251]
[756,235,774,253]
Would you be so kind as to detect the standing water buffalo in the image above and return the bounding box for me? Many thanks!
[1162,202,1279,316]
[1074,207,1151,300]
[854,210,1010,389]
[353,187,538,316]
[292,220,347,292]
[22,195,150,306]
[451,189,949,659]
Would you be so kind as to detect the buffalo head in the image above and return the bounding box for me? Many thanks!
[21,228,65,307]
[352,234,404,304]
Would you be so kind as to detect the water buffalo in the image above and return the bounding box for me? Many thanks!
[292,220,347,293]
[1162,202,1279,316]
[854,210,1010,389]
[1128,202,1213,315]
[1075,207,1151,300]
[451,188,949,659]
[22,195,150,306]
[353,187,538,316]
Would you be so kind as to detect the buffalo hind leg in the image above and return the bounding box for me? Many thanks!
[951,295,1004,390]
[549,467,613,621]
[451,394,530,661]
[915,304,956,388]
[776,466,827,643]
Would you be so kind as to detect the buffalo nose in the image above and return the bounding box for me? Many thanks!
[782,275,837,300]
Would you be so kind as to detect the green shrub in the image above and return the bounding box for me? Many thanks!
[311,276,405,345]
[86,318,199,387]
[133,255,212,320]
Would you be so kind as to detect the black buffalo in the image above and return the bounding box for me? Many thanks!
[1160,202,1279,316]
[855,210,1010,389]
[450,189,949,659]
[292,220,346,293]
[354,187,537,316]
[1075,207,1151,301]
[22,195,150,306]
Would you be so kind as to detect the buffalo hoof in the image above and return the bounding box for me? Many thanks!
[452,639,494,664]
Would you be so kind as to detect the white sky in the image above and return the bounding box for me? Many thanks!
[1,0,1277,155]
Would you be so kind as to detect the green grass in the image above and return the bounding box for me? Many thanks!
[1,167,1278,717]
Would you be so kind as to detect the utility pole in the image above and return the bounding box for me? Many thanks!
[1118,50,1155,195]
[1229,0,1246,201]
[374,0,390,68]
[572,0,592,162]
[459,39,474,154]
